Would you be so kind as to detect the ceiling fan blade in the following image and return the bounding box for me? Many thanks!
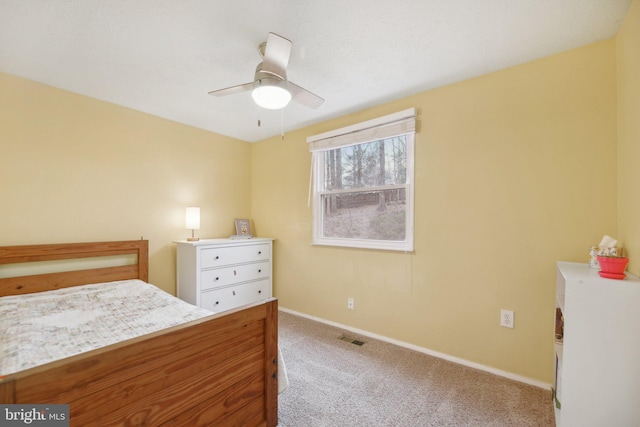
[208,82,253,96]
[261,32,292,80]
[289,81,324,109]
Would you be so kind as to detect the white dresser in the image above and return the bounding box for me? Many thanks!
[175,238,274,313]
[553,262,640,427]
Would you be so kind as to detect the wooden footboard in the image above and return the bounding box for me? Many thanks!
[0,298,278,426]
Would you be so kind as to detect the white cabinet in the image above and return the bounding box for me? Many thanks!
[553,262,640,427]
[175,238,273,314]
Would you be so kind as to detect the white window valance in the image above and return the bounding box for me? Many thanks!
[307,108,417,152]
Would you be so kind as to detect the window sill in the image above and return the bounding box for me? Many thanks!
[311,238,414,253]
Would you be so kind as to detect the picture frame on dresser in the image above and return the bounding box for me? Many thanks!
[234,218,252,237]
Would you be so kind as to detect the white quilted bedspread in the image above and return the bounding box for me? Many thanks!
[0,279,212,376]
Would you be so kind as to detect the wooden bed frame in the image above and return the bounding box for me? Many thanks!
[0,240,278,426]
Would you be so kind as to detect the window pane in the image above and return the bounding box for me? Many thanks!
[321,189,406,241]
[323,136,407,190]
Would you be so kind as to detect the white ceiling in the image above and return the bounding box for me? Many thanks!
[0,0,632,142]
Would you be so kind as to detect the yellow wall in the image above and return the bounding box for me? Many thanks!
[617,0,640,275]
[0,72,252,294]
[252,39,618,383]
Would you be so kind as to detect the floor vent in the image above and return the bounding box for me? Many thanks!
[338,334,366,346]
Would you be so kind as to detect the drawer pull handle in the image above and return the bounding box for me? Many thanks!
[258,269,262,273]
[215,277,219,281]
[233,270,237,276]
[258,251,262,255]
[215,256,220,260]
[215,301,219,305]
[233,291,236,296]
[258,290,262,294]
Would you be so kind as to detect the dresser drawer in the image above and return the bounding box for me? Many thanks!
[200,261,270,291]
[200,280,270,313]
[200,243,270,269]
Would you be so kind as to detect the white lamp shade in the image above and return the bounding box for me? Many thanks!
[252,79,291,109]
[185,207,200,230]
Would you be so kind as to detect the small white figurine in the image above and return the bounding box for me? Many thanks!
[589,235,619,268]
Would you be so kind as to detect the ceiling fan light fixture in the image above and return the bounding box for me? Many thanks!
[252,79,291,109]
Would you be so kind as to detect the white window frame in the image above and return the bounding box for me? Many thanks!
[307,109,416,252]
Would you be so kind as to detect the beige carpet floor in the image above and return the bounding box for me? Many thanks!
[277,310,555,427]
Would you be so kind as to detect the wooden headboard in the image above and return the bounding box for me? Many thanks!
[0,240,148,297]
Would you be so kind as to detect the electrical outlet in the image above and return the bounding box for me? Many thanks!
[347,298,354,310]
[500,309,514,328]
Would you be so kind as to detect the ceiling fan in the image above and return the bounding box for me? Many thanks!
[208,32,324,110]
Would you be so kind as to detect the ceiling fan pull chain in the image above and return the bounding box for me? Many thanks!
[257,105,261,127]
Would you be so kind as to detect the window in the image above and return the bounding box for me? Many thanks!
[308,109,416,251]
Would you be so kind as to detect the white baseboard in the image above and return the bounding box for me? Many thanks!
[279,306,551,391]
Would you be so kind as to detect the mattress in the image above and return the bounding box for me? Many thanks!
[0,279,213,376]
